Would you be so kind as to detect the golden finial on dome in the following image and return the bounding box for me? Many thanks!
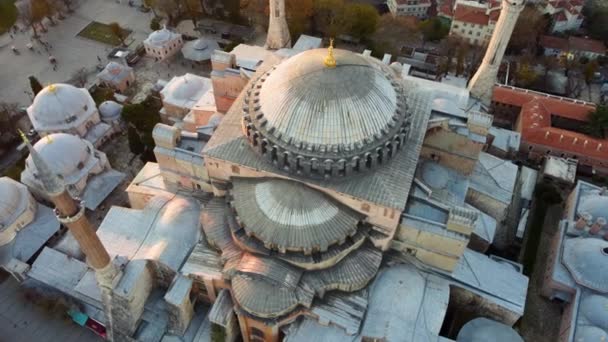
[48,84,57,93]
[17,129,29,144]
[324,38,336,68]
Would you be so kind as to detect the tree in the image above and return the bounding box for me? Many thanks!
[371,14,421,57]
[127,126,145,156]
[29,76,43,96]
[515,61,538,88]
[313,0,351,38]
[583,3,608,44]
[121,96,162,163]
[419,17,449,43]
[286,0,314,41]
[509,5,548,53]
[150,16,161,31]
[109,22,128,46]
[69,68,88,88]
[143,0,159,17]
[0,102,20,148]
[345,3,379,41]
[18,0,50,37]
[585,105,608,139]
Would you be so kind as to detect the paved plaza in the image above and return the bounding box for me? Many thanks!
[0,0,154,105]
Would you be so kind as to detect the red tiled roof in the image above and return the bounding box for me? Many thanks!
[568,36,606,54]
[453,4,489,25]
[489,9,500,21]
[492,86,605,160]
[540,35,568,50]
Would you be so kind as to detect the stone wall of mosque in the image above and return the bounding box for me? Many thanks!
[392,223,469,272]
[450,286,522,326]
[205,156,402,248]
[421,125,485,176]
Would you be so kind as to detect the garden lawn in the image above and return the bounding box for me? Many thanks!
[0,0,17,35]
[77,21,131,46]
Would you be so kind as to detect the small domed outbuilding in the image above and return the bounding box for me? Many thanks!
[21,133,125,210]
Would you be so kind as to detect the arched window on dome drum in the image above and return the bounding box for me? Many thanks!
[365,152,372,169]
[261,140,267,154]
[377,147,384,164]
[270,146,278,164]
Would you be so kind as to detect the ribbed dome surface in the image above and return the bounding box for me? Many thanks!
[26,134,91,181]
[578,194,608,221]
[242,48,410,179]
[259,49,398,147]
[0,178,23,228]
[230,178,360,253]
[563,238,608,293]
[27,84,96,131]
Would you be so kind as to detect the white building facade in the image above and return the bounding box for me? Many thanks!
[388,0,432,18]
[144,27,184,62]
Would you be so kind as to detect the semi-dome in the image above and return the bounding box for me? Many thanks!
[563,238,608,292]
[580,294,608,331]
[577,193,608,221]
[457,318,524,342]
[230,178,361,253]
[0,178,26,229]
[24,134,93,183]
[27,83,96,131]
[99,101,123,120]
[165,74,206,100]
[243,48,410,179]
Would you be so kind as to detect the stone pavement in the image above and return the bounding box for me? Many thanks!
[0,276,101,341]
[0,0,153,106]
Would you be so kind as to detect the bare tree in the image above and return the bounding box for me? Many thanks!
[109,22,129,46]
[17,0,48,37]
[69,68,88,88]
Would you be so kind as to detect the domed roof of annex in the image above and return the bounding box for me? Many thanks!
[0,178,29,230]
[563,237,608,293]
[99,100,123,119]
[457,318,524,342]
[242,48,410,175]
[23,134,94,184]
[27,83,96,131]
[577,191,608,221]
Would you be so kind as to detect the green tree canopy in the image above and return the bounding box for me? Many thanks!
[121,96,162,162]
[585,105,608,139]
[419,17,449,43]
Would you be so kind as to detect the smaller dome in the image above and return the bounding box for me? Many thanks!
[580,295,608,331]
[27,84,96,131]
[164,74,206,100]
[457,318,523,342]
[149,28,171,44]
[0,178,25,229]
[99,101,123,120]
[25,134,92,182]
[574,326,608,342]
[563,238,608,293]
[578,193,608,221]
[421,161,449,189]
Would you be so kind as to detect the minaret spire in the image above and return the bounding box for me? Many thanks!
[19,131,64,196]
[324,38,337,68]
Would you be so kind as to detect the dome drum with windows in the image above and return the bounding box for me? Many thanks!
[241,48,411,179]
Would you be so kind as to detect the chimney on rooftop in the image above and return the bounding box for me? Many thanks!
[575,212,592,230]
[590,217,606,235]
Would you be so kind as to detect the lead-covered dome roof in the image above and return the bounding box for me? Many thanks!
[563,238,608,293]
[242,48,410,179]
[24,134,95,184]
[0,178,29,230]
[27,84,97,132]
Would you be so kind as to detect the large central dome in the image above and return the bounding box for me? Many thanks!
[242,48,410,179]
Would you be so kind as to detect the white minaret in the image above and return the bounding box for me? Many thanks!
[468,0,525,105]
[266,0,291,50]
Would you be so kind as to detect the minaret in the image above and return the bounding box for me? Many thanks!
[467,0,524,105]
[265,0,291,49]
[19,132,119,340]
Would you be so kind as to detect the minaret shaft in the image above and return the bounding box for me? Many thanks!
[468,0,524,104]
[52,191,110,269]
[266,0,291,49]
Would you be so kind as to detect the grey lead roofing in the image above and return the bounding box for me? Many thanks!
[230,178,362,253]
[203,57,432,210]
